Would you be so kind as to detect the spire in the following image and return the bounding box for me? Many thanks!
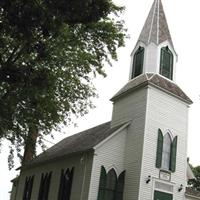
[138,0,174,48]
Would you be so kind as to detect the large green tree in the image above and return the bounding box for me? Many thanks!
[0,0,126,168]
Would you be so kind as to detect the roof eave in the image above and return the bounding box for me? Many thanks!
[110,80,193,105]
[20,149,94,171]
[185,193,200,199]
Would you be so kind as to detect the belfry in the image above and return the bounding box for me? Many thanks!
[130,0,177,81]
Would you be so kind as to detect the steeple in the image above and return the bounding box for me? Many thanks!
[139,0,174,48]
[129,0,177,82]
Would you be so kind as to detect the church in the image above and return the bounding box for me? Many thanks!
[10,0,200,200]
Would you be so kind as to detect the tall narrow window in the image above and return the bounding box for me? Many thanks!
[97,167,125,200]
[156,129,178,172]
[58,168,74,200]
[38,172,52,200]
[115,171,125,200]
[132,47,145,78]
[97,166,107,200]
[23,175,34,200]
[104,169,117,200]
[160,46,173,80]
[162,133,172,170]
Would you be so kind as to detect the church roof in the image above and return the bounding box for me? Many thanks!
[138,0,174,48]
[23,122,125,168]
[111,73,192,104]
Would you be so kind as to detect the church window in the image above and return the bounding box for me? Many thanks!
[132,46,145,79]
[160,46,173,80]
[23,175,34,200]
[162,133,172,170]
[156,129,178,172]
[115,171,125,200]
[97,167,125,200]
[58,168,74,200]
[97,166,107,200]
[104,169,117,200]
[38,171,52,200]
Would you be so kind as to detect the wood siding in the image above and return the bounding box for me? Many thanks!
[13,152,94,200]
[111,88,148,200]
[88,128,127,200]
[139,86,189,200]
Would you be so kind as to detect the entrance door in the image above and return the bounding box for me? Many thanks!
[154,190,173,200]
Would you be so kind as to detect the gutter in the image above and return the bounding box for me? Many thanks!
[185,193,200,200]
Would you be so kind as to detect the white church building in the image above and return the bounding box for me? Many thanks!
[10,0,200,200]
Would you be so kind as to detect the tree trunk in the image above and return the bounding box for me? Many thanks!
[22,127,38,164]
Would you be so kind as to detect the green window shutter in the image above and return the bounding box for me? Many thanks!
[160,47,173,80]
[115,171,125,200]
[170,136,178,172]
[132,47,144,78]
[156,129,163,168]
[97,166,107,200]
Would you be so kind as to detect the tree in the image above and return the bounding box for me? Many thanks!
[0,0,126,168]
[188,165,200,191]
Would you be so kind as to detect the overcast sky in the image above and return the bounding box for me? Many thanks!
[1,0,200,199]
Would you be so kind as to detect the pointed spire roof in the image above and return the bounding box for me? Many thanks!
[138,0,174,48]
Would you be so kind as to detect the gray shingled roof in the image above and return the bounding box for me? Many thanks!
[111,73,192,104]
[24,122,125,168]
[186,188,200,199]
[139,0,174,49]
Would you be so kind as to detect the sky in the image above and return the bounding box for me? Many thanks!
[1,0,200,199]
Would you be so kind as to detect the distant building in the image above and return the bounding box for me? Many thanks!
[10,0,200,200]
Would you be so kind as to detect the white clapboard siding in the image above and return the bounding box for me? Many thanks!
[112,87,148,200]
[88,128,127,200]
[139,86,189,200]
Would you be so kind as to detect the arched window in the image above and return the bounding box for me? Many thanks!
[160,46,173,80]
[105,169,117,200]
[132,46,145,79]
[23,175,34,200]
[156,129,178,172]
[97,166,107,200]
[115,171,125,200]
[58,168,74,200]
[38,171,52,200]
[97,167,125,200]
[161,133,172,170]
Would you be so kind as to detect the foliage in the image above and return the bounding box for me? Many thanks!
[188,165,200,191]
[0,0,126,168]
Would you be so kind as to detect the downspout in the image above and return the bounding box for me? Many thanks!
[80,153,87,200]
